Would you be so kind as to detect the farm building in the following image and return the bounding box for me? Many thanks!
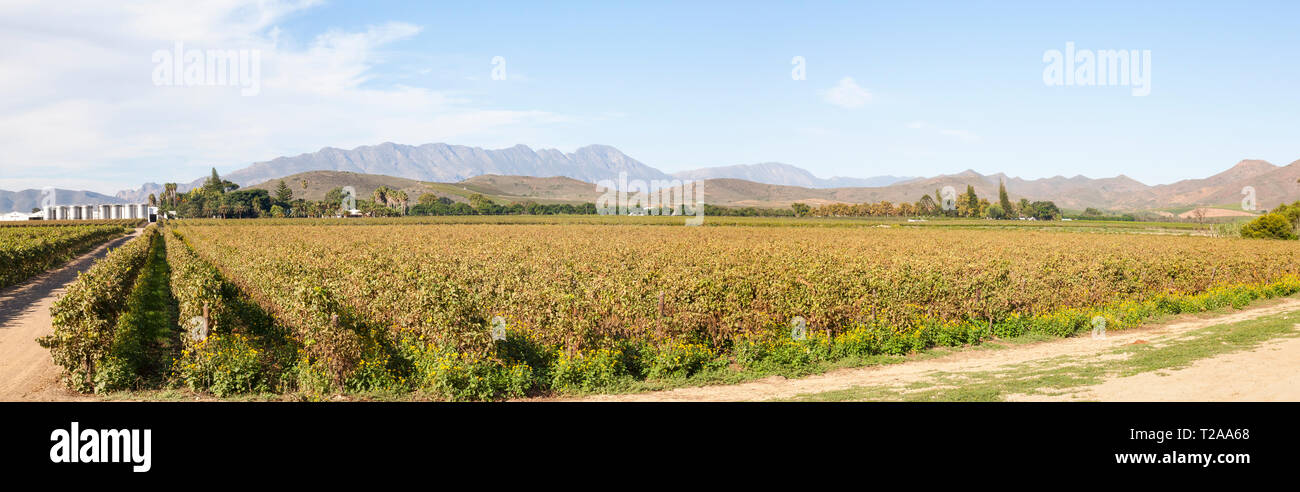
[0,211,36,221]
[40,204,157,222]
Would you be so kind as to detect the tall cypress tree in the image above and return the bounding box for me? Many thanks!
[998,180,1013,218]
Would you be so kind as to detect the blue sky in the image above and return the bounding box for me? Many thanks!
[1,0,1297,194]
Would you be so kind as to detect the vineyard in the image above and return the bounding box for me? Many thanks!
[0,219,143,228]
[0,222,134,290]
[35,218,1300,400]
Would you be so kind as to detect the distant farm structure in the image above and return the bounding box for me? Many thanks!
[36,204,157,222]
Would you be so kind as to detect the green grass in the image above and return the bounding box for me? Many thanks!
[94,232,181,392]
[785,307,1300,402]
[1154,203,1256,215]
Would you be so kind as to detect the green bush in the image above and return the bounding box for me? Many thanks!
[550,347,628,391]
[174,333,273,397]
[1240,213,1297,240]
[647,340,724,379]
[400,338,533,400]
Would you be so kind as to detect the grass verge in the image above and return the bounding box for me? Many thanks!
[784,306,1300,402]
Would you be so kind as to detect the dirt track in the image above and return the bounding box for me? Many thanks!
[0,230,139,401]
[565,297,1300,402]
[1026,332,1300,402]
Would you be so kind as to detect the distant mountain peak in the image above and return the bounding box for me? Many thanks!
[1231,158,1274,168]
[671,161,914,189]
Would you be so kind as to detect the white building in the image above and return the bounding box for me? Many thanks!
[1,211,35,221]
[40,204,157,222]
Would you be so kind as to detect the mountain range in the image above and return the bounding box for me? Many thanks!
[111,143,913,201]
[669,159,1300,211]
[6,141,1299,213]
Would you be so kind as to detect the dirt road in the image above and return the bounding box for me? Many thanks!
[0,230,140,401]
[1030,332,1300,402]
[565,297,1300,402]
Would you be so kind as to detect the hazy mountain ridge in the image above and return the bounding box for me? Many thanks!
[115,182,163,202]
[0,189,127,214]
[114,143,912,199]
[671,162,913,188]
[99,141,1300,214]
[204,142,670,190]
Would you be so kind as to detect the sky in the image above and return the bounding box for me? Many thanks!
[1,0,1297,195]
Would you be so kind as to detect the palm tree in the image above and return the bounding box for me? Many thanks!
[372,186,390,210]
[394,190,409,215]
[162,183,177,209]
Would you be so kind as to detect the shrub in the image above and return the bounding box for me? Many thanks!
[550,348,628,391]
[647,340,723,379]
[1240,213,1297,240]
[400,339,533,400]
[174,333,272,397]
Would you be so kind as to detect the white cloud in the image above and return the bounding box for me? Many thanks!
[906,121,926,129]
[0,1,574,194]
[821,77,872,108]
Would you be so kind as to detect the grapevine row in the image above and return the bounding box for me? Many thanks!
[163,222,1300,399]
[0,224,132,289]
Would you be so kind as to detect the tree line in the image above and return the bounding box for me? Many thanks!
[792,181,1061,220]
[157,169,600,218]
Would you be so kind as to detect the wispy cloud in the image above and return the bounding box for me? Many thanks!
[821,77,872,108]
[0,1,573,194]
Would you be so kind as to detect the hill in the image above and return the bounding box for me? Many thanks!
[245,162,1300,213]
[247,171,465,204]
[244,171,599,206]
[1150,159,1300,211]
